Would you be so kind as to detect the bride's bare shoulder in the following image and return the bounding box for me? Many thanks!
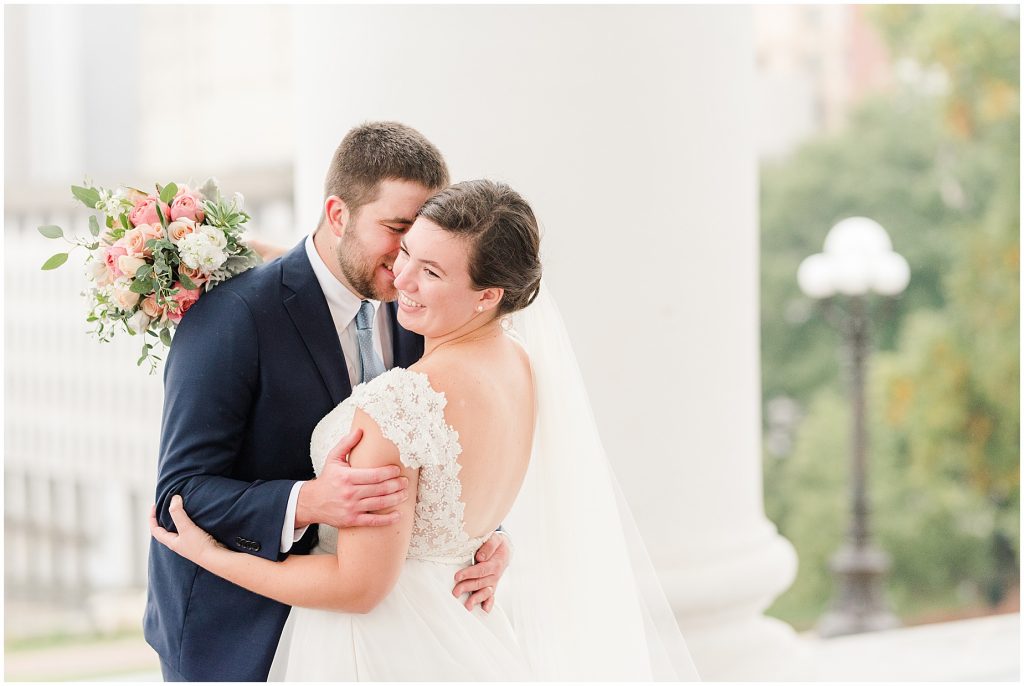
[407,337,530,406]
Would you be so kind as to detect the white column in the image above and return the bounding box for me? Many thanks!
[24,5,86,182]
[292,5,803,679]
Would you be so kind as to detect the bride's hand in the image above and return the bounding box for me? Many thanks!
[150,495,220,565]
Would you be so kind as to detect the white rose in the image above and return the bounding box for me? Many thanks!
[86,258,112,286]
[117,255,147,278]
[112,281,140,310]
[199,224,228,250]
[126,309,152,335]
[179,233,227,274]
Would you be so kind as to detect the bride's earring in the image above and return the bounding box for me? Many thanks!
[476,306,484,313]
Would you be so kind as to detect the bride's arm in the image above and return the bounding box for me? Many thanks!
[150,409,418,614]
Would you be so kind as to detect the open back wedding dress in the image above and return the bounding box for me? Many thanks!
[268,287,700,681]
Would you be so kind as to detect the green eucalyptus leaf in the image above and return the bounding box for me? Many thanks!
[129,278,153,294]
[154,202,168,229]
[41,253,69,270]
[159,183,178,205]
[38,224,64,239]
[178,272,198,290]
[71,185,101,209]
[160,328,173,347]
[88,215,100,236]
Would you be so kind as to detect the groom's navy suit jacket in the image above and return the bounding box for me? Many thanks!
[143,241,424,681]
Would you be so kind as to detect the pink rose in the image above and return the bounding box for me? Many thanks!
[112,282,141,310]
[142,222,164,238]
[141,294,166,320]
[118,227,149,258]
[103,244,129,279]
[117,254,147,278]
[128,195,170,228]
[166,283,202,324]
[167,219,197,245]
[170,191,205,223]
[178,264,207,288]
[135,223,164,256]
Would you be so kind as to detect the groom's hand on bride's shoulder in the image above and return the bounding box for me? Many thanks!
[452,533,512,613]
[295,428,410,529]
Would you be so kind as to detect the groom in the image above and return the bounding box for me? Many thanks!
[145,122,512,681]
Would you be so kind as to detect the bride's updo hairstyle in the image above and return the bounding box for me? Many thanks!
[416,180,542,315]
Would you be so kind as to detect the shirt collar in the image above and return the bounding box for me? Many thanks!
[304,232,381,326]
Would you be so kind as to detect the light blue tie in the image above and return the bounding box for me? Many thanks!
[355,300,386,384]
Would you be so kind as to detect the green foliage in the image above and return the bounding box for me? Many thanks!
[40,253,69,270]
[178,271,198,290]
[763,389,847,628]
[154,201,168,229]
[71,185,101,209]
[38,225,63,239]
[159,182,178,205]
[203,195,251,234]
[763,5,1019,628]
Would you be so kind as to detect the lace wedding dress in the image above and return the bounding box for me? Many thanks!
[268,287,701,681]
[267,367,533,681]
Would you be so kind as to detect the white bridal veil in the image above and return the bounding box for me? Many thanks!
[504,285,701,681]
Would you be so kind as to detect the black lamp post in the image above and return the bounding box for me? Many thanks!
[797,217,909,638]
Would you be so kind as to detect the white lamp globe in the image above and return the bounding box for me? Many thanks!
[833,253,872,296]
[824,217,893,257]
[797,253,837,299]
[871,251,911,296]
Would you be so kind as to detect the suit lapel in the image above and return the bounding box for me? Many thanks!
[280,242,351,406]
[387,301,425,369]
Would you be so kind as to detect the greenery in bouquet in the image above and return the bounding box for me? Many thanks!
[39,178,262,372]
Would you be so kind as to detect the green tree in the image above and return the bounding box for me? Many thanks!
[762,5,1019,626]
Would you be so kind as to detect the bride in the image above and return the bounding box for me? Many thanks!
[150,180,700,681]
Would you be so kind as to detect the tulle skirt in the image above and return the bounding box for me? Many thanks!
[268,556,532,681]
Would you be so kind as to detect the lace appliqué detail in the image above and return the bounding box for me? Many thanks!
[309,368,489,564]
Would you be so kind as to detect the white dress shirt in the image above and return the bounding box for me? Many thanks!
[279,233,394,552]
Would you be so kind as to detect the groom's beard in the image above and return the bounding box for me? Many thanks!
[336,232,397,302]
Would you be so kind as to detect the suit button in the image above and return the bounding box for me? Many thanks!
[235,537,260,552]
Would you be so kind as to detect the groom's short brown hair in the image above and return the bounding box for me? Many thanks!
[323,121,449,216]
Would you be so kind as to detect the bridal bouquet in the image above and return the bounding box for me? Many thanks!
[39,178,261,371]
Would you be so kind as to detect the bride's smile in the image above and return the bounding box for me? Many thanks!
[392,217,503,340]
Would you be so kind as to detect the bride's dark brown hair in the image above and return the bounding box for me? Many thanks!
[416,180,542,315]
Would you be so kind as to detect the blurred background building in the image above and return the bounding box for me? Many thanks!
[4,4,1019,681]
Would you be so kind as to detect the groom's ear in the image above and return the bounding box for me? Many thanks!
[324,195,351,237]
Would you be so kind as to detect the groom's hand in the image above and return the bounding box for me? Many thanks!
[295,428,410,529]
[452,533,511,613]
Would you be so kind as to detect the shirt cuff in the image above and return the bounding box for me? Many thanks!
[280,481,310,553]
